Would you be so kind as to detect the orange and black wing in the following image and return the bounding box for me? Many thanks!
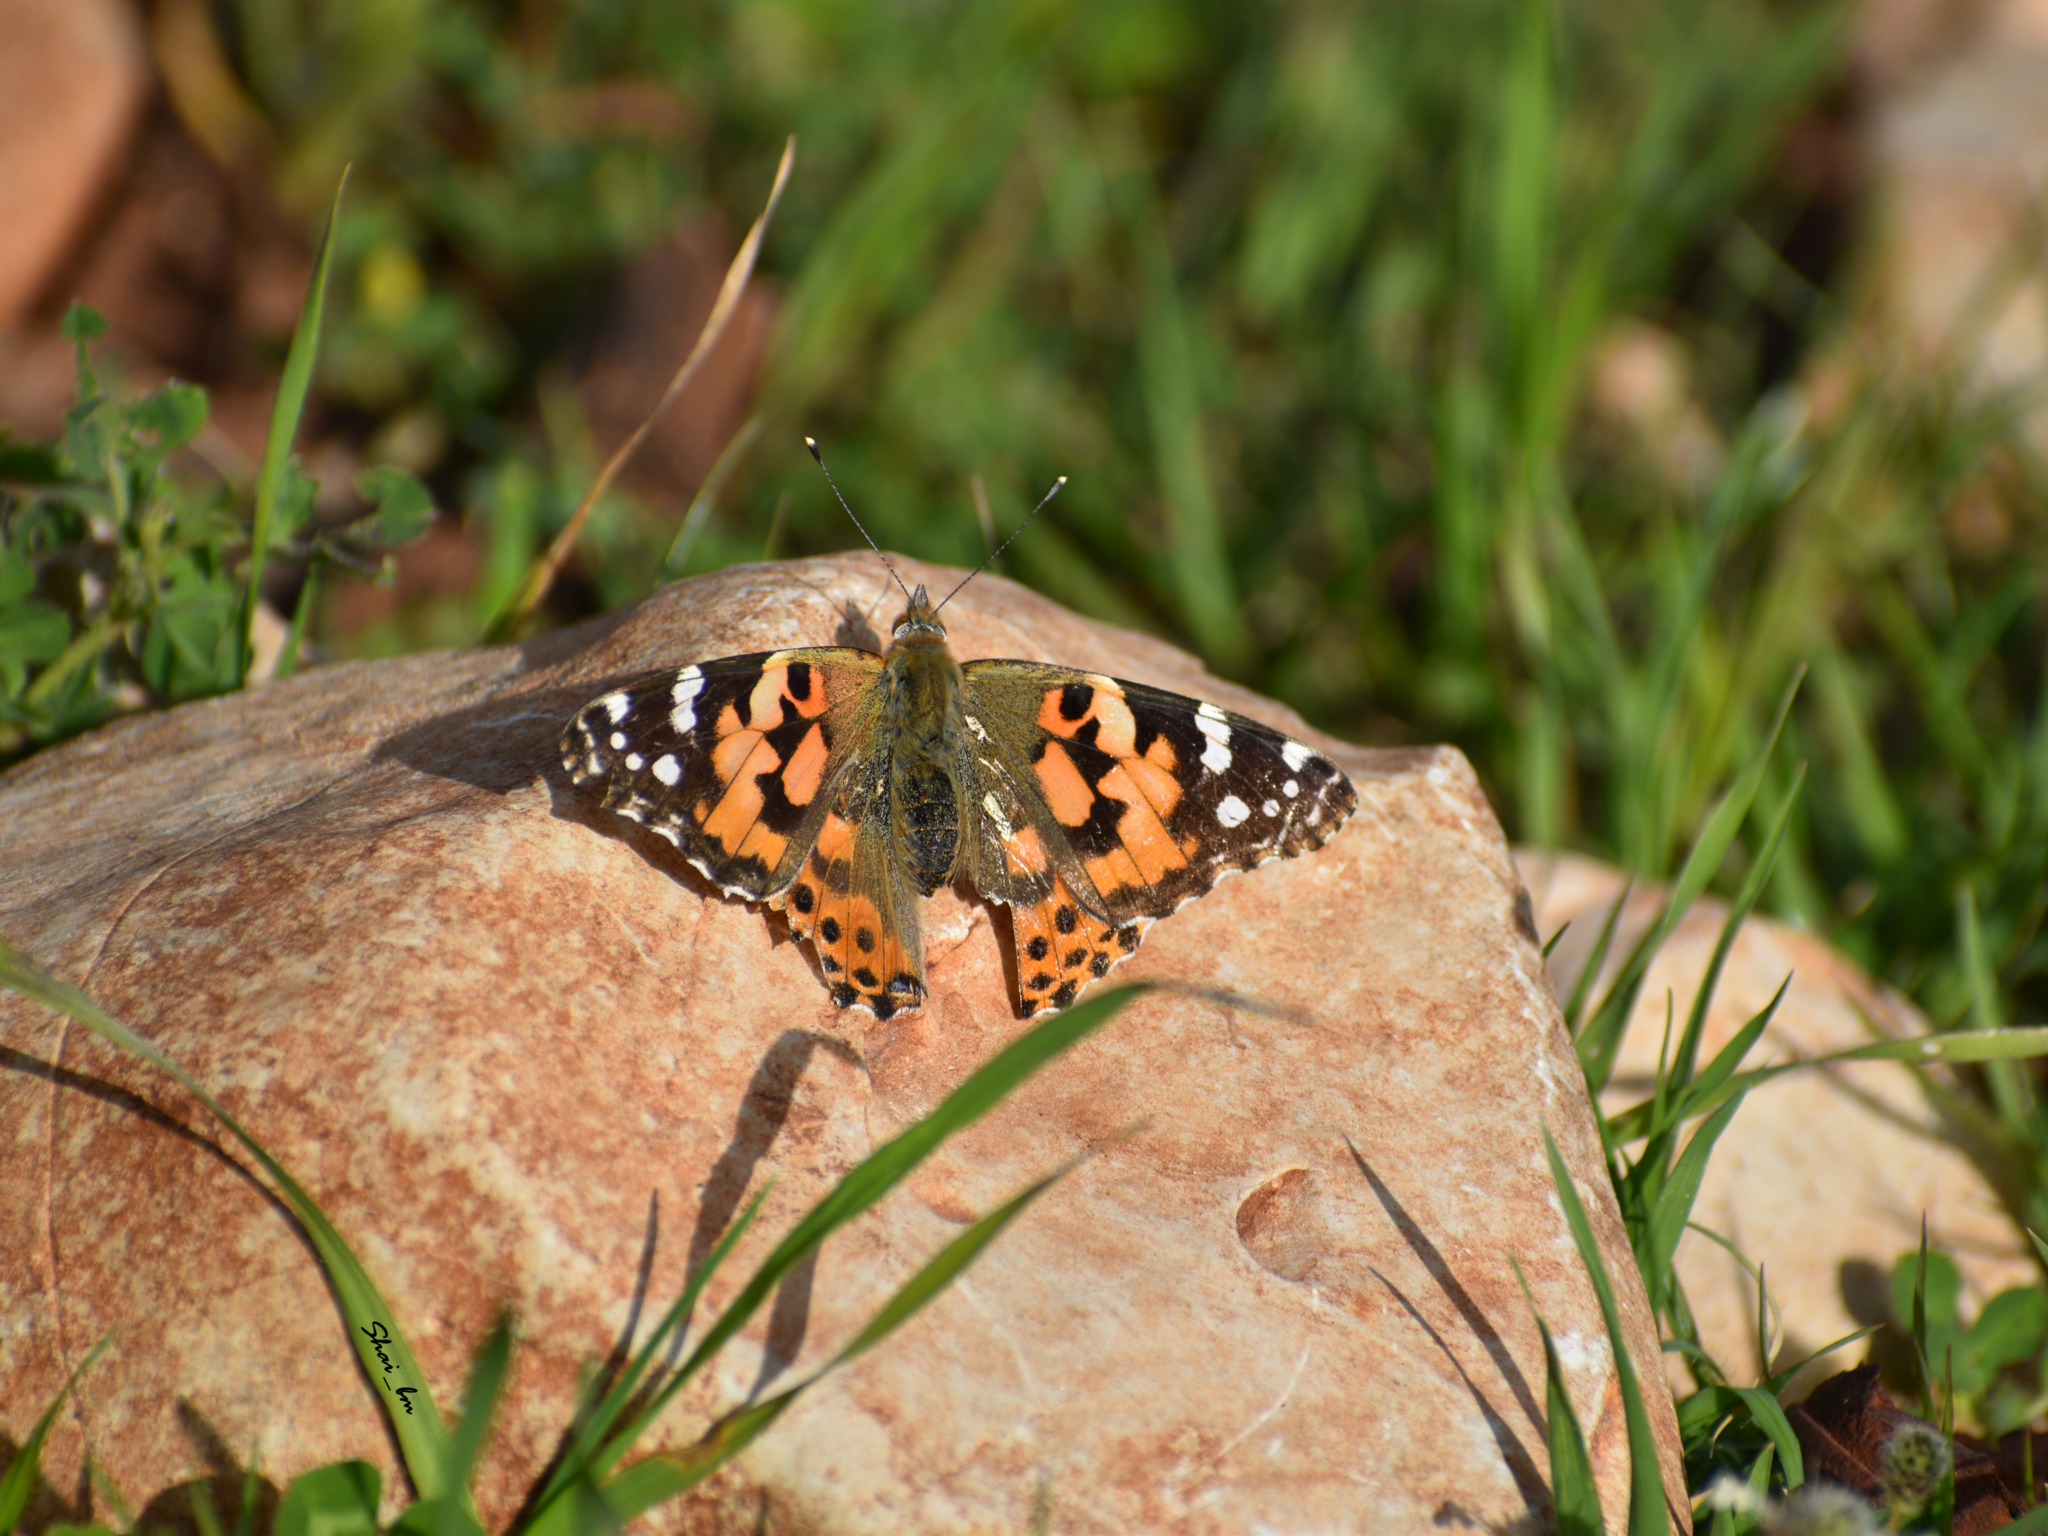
[959,662,1356,1015]
[561,648,885,901]
[770,752,930,1020]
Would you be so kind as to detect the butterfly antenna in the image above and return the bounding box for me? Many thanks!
[935,474,1068,614]
[807,437,912,604]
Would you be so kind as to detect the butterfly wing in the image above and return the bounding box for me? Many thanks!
[960,662,1357,1015]
[561,648,886,900]
[772,752,929,1019]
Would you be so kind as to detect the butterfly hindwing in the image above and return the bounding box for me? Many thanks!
[560,648,885,900]
[772,756,929,1020]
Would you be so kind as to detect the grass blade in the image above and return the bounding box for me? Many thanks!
[274,1463,380,1536]
[433,1314,513,1536]
[1578,667,1803,1094]
[1763,1325,1880,1394]
[1513,1259,1606,1536]
[1640,1090,1748,1318]
[0,937,453,1496]
[0,1333,111,1533]
[1564,882,1632,1036]
[1728,1386,1803,1489]
[239,170,347,685]
[1669,763,1805,1100]
[1544,1124,1669,1535]
[1605,979,1784,1146]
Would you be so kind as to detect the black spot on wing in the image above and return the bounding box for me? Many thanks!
[1058,682,1093,722]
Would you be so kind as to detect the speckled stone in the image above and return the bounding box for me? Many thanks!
[1,556,1685,1533]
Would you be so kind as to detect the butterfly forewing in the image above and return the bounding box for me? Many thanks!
[560,647,885,900]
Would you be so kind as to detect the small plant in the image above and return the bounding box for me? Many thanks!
[0,179,430,764]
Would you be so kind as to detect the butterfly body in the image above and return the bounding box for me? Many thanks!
[562,582,1356,1021]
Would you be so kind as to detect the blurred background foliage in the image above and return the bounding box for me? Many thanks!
[5,0,2047,1078]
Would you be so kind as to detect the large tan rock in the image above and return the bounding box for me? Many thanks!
[1520,851,2035,1399]
[1,556,1687,1533]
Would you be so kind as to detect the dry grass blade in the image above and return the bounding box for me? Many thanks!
[487,137,795,642]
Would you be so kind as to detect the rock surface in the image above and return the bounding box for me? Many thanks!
[1521,852,2035,1400]
[2,556,1685,1533]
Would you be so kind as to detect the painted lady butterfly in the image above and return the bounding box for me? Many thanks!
[561,457,1356,1020]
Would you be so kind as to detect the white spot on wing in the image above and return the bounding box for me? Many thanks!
[671,670,704,733]
[964,714,990,742]
[653,754,681,786]
[1284,778,1299,798]
[1195,708,1233,774]
[1201,736,1231,774]
[624,753,644,771]
[1217,794,1251,828]
[1262,799,1279,817]
[1282,740,1313,772]
[610,731,628,750]
[602,692,630,724]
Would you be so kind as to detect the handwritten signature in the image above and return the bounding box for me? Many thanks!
[360,1321,420,1415]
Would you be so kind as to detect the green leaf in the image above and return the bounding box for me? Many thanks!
[0,548,33,606]
[127,383,210,450]
[241,169,348,685]
[1965,1288,2048,1372]
[524,1184,774,1518]
[1728,1387,1802,1489]
[355,467,435,546]
[0,599,69,666]
[271,460,321,539]
[1987,1504,2048,1536]
[1896,1247,1963,1382]
[387,1500,482,1536]
[0,938,453,1497]
[0,1334,111,1535]
[1544,1125,1668,1535]
[60,303,108,343]
[274,1463,380,1536]
[0,441,63,483]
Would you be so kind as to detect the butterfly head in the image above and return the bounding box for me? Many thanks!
[889,584,947,643]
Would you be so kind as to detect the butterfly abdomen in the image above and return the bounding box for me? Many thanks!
[882,629,972,898]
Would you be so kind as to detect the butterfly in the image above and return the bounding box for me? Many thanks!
[560,450,1356,1021]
